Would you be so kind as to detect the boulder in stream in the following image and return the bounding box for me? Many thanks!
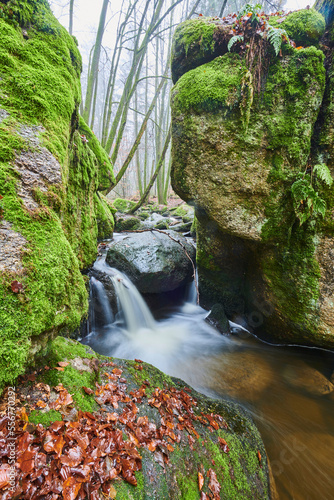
[106,230,196,293]
[0,336,276,499]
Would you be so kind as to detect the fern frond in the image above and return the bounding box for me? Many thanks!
[267,26,288,56]
[228,35,244,52]
[313,163,333,187]
[312,193,327,218]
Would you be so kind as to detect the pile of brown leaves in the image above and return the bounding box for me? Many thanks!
[0,361,230,499]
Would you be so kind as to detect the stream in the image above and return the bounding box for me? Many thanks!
[82,236,334,500]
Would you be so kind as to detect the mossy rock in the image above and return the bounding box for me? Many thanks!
[0,0,114,392]
[171,12,334,347]
[171,17,232,83]
[14,336,275,499]
[115,215,143,232]
[270,9,326,46]
[113,197,137,213]
[154,220,170,230]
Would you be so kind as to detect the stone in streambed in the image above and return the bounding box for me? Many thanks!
[206,303,231,334]
[282,361,334,396]
[106,230,195,293]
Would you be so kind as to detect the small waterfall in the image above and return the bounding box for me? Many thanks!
[109,269,156,333]
[89,277,114,329]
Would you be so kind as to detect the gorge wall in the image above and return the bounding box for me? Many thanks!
[0,0,115,391]
[171,4,334,347]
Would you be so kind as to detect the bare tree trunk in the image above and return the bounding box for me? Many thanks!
[82,0,109,123]
[128,126,172,213]
[219,0,228,17]
[69,0,74,35]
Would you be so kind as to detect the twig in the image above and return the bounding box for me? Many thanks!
[121,228,199,304]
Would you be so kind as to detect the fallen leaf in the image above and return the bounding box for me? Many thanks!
[83,386,94,395]
[109,484,117,499]
[36,400,47,408]
[198,471,204,491]
[218,437,230,453]
[11,280,23,293]
[63,477,82,500]
[208,468,221,496]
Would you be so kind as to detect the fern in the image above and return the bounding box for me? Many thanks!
[313,163,333,187]
[291,174,328,225]
[312,192,327,218]
[267,26,288,56]
[228,35,244,52]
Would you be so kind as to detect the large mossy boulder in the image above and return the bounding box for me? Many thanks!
[0,336,275,499]
[171,10,334,348]
[106,230,196,293]
[0,0,115,392]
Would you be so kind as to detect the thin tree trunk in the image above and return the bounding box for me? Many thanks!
[128,126,171,213]
[219,0,228,17]
[69,0,74,35]
[106,69,169,192]
[82,0,109,123]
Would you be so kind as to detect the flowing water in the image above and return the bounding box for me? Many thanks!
[83,243,334,500]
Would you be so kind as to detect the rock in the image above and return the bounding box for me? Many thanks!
[113,197,137,213]
[9,336,275,499]
[282,361,334,396]
[0,1,115,392]
[154,220,170,230]
[115,214,143,232]
[205,352,274,402]
[206,303,231,334]
[170,13,334,348]
[171,221,192,233]
[88,269,118,321]
[106,230,196,293]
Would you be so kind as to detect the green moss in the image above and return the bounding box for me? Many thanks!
[78,116,115,191]
[0,1,114,392]
[113,197,137,213]
[0,116,26,161]
[0,8,81,164]
[270,9,326,46]
[172,17,216,57]
[115,216,142,232]
[262,46,325,164]
[29,409,62,426]
[94,193,115,240]
[172,53,245,113]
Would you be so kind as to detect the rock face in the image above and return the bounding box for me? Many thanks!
[171,9,334,348]
[1,336,275,499]
[106,230,195,293]
[0,0,115,391]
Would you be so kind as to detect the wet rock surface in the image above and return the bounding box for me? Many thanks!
[0,220,27,275]
[106,230,196,293]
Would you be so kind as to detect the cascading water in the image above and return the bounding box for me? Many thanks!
[83,245,334,500]
[89,276,114,329]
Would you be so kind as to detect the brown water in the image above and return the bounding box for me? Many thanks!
[84,253,334,499]
[176,339,334,500]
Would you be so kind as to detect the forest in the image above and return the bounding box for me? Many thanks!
[0,0,334,499]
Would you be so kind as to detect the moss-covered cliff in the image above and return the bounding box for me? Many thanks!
[0,0,115,392]
[171,8,334,347]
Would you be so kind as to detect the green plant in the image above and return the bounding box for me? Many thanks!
[291,162,333,225]
[266,26,288,56]
[236,3,262,23]
[228,34,244,51]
